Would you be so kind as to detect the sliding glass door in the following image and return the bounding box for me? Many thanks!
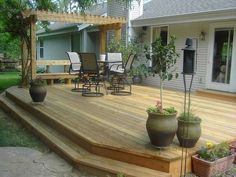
[207,25,236,92]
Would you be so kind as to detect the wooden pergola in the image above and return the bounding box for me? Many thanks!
[22,10,126,83]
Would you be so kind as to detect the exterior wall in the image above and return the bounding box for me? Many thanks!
[37,34,71,72]
[72,32,81,52]
[86,31,100,58]
[107,1,128,43]
[140,22,210,91]
[127,0,143,42]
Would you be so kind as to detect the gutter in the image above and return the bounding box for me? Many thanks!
[131,8,236,27]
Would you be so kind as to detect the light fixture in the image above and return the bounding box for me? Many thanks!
[199,31,206,41]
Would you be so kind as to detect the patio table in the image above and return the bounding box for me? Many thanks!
[97,60,122,79]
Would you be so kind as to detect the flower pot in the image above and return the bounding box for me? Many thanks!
[177,118,201,148]
[230,140,236,163]
[146,112,177,147]
[132,75,142,84]
[29,85,47,102]
[192,154,235,177]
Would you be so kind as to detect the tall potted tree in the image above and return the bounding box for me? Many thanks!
[144,36,179,147]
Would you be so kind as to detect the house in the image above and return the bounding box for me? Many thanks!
[131,0,236,93]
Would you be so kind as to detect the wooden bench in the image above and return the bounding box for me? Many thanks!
[36,60,78,85]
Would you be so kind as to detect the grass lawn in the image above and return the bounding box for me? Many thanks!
[0,109,48,152]
[0,71,21,92]
[0,72,48,152]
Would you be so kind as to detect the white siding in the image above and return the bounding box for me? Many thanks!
[107,1,128,43]
[142,22,210,91]
[128,0,143,41]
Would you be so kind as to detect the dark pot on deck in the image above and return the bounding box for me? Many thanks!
[29,85,47,102]
[146,112,178,147]
[177,118,201,148]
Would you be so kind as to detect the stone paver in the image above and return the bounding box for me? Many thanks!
[0,147,96,177]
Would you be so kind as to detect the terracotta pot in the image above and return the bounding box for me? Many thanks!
[192,154,235,177]
[177,118,201,148]
[230,140,236,163]
[29,85,47,102]
[146,112,177,147]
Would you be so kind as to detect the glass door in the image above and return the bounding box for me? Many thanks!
[212,28,233,84]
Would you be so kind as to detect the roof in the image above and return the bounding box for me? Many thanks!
[132,0,236,26]
[37,2,107,35]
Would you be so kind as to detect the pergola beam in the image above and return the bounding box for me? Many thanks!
[24,10,126,25]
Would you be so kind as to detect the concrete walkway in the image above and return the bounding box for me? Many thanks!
[0,147,96,177]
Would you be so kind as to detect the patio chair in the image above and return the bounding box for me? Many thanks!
[79,52,107,97]
[66,52,84,92]
[107,52,122,71]
[109,54,136,96]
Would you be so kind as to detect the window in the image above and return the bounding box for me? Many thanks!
[148,26,169,67]
[152,26,168,45]
[39,40,44,58]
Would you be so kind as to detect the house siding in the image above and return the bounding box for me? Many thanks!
[107,1,128,43]
[141,22,210,91]
[37,34,71,72]
[127,0,143,41]
[72,32,81,52]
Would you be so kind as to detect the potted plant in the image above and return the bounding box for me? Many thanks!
[130,64,148,84]
[144,36,179,147]
[192,142,235,177]
[177,111,201,148]
[230,140,236,163]
[29,77,47,102]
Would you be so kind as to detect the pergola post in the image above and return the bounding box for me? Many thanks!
[30,15,37,80]
[99,27,106,54]
[115,28,122,41]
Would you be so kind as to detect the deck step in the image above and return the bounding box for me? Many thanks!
[0,93,171,177]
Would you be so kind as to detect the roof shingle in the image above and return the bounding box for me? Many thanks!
[137,0,236,20]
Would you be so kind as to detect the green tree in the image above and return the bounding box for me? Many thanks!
[144,36,179,112]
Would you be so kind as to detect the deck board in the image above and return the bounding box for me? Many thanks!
[5,84,236,175]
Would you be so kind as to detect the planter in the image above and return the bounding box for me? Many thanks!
[132,75,142,84]
[192,154,235,177]
[177,118,201,148]
[230,140,236,163]
[29,85,47,102]
[146,112,177,147]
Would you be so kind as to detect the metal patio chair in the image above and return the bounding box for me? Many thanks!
[79,52,107,97]
[66,52,84,92]
[107,52,122,75]
[109,54,136,96]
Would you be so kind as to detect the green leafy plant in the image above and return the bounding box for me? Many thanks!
[107,38,141,62]
[197,142,232,162]
[117,173,126,177]
[146,100,177,115]
[144,36,179,113]
[178,111,201,122]
[30,77,45,86]
[130,64,148,77]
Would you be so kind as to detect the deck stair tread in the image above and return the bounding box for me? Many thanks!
[0,93,171,177]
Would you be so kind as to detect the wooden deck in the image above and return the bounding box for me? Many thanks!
[0,84,235,177]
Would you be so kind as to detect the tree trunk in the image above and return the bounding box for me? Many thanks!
[160,78,163,111]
